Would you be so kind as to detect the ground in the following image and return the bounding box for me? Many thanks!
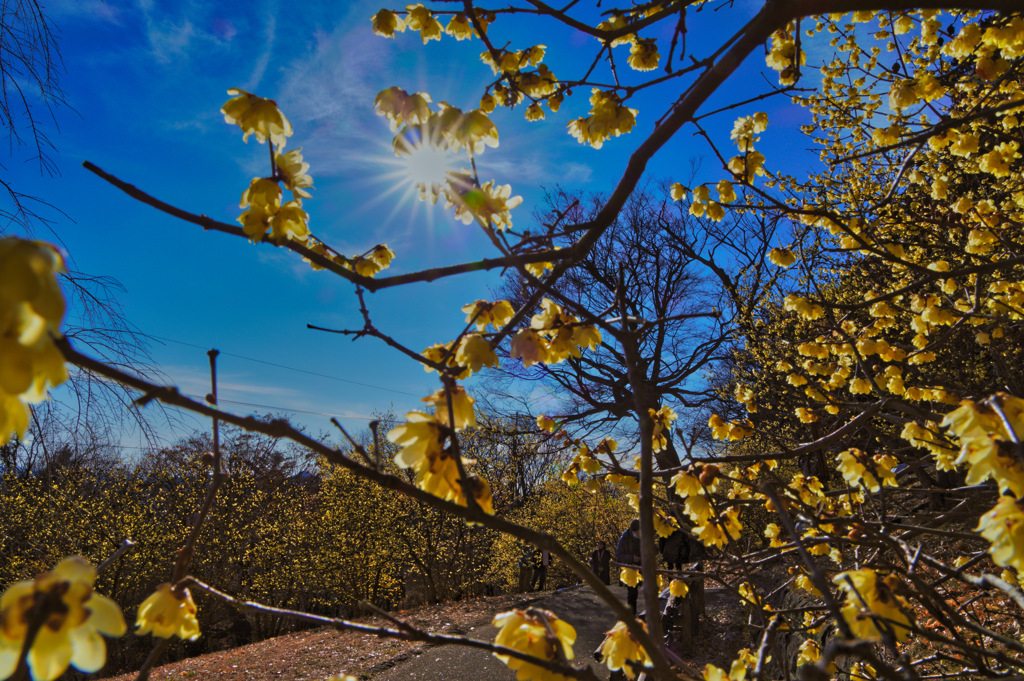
[107,582,746,680]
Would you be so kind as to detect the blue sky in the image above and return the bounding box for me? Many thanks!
[13,0,822,449]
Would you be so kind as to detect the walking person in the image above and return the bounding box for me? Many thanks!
[661,528,689,571]
[530,548,550,591]
[615,519,642,614]
[589,540,611,584]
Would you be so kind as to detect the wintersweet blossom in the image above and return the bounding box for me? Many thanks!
[370,9,405,37]
[834,569,912,641]
[669,579,689,598]
[221,89,293,148]
[421,385,476,430]
[135,583,200,640]
[274,148,314,198]
[769,248,797,267]
[455,334,499,374]
[462,299,515,330]
[492,609,575,681]
[598,621,650,679]
[619,568,641,587]
[0,238,68,443]
[0,557,125,681]
[977,495,1024,572]
[388,411,446,471]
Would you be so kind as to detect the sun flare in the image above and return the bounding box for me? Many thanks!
[396,127,458,190]
[404,143,456,188]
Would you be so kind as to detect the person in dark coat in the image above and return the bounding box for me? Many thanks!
[530,548,550,591]
[615,519,642,614]
[589,540,611,584]
[661,529,690,571]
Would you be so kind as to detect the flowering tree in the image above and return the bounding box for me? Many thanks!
[3,2,1024,681]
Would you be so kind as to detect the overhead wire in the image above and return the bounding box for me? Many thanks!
[148,333,421,398]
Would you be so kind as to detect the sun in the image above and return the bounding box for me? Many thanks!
[395,125,458,191]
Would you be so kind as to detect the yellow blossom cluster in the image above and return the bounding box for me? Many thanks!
[560,435,617,487]
[649,405,676,452]
[135,584,200,640]
[0,557,125,681]
[597,621,651,679]
[509,298,601,368]
[0,238,67,443]
[222,88,293,147]
[387,390,494,514]
[835,449,899,493]
[223,90,319,245]
[492,609,576,681]
[834,569,913,642]
[567,90,637,149]
[765,24,806,84]
[707,414,753,441]
[942,396,1024,496]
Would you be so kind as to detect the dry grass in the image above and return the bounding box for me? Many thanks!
[106,592,536,681]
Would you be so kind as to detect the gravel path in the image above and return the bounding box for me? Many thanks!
[369,584,628,681]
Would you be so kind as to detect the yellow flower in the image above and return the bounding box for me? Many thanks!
[619,568,641,587]
[727,151,766,183]
[374,87,433,132]
[462,299,515,330]
[466,475,495,515]
[627,38,659,71]
[653,508,679,538]
[445,13,474,40]
[238,206,274,241]
[794,573,822,597]
[369,244,395,270]
[764,523,786,548]
[525,103,545,121]
[598,621,650,679]
[796,639,819,667]
[421,385,476,430]
[421,341,470,380]
[768,248,796,267]
[717,179,737,203]
[492,609,575,681]
[239,177,282,211]
[446,178,522,230]
[135,583,200,640]
[387,411,446,471]
[270,200,310,243]
[370,9,405,37]
[977,496,1024,572]
[274,148,313,198]
[649,405,677,453]
[671,471,701,497]
[510,329,550,368]
[833,569,912,642]
[669,579,689,598]
[221,88,293,148]
[536,414,556,432]
[0,238,68,443]
[404,4,443,43]
[0,557,125,681]
[567,90,637,149]
[455,333,499,374]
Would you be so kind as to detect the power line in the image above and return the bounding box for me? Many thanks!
[149,334,421,397]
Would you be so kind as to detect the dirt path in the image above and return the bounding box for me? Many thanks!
[369,584,626,681]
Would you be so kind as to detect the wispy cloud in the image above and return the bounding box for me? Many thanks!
[49,0,123,24]
[136,0,197,64]
[166,364,301,401]
[243,3,277,91]
[276,12,396,177]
